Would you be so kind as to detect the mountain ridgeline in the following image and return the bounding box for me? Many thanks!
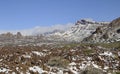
[83,17,120,43]
[48,17,120,43]
[0,18,120,74]
[0,17,120,44]
[48,18,108,42]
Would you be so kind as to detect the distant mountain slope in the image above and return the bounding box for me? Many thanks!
[1,18,120,43]
[83,17,120,43]
[48,19,109,42]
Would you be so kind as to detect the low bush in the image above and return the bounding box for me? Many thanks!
[47,56,70,68]
[80,66,104,74]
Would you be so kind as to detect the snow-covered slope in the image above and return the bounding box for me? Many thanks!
[49,19,109,42]
[83,17,120,43]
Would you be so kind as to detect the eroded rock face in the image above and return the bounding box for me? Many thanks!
[49,19,109,42]
[1,32,14,38]
[83,17,120,43]
[109,17,120,28]
[75,19,96,25]
[16,32,23,39]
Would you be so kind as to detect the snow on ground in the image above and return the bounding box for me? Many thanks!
[29,66,47,74]
[0,59,3,62]
[99,51,114,57]
[32,51,46,56]
[22,55,31,58]
[0,68,10,73]
[69,66,79,74]
[69,62,76,66]
[104,66,109,70]
[92,62,101,69]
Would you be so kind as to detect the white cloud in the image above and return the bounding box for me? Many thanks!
[0,23,73,36]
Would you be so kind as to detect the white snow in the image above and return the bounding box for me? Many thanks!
[48,19,105,42]
[104,66,109,70]
[32,51,46,56]
[79,62,88,69]
[92,62,100,69]
[16,67,19,71]
[26,71,30,74]
[0,59,3,62]
[22,55,31,58]
[29,66,47,74]
[87,57,92,60]
[69,66,79,74]
[0,68,10,73]
[57,70,63,74]
[69,62,76,66]
[99,51,113,57]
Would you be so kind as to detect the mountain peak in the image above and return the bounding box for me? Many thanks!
[109,17,120,28]
[83,17,120,43]
[75,19,95,25]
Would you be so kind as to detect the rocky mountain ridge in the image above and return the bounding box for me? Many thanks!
[0,17,120,44]
[0,18,120,74]
[48,19,109,42]
[83,17,120,43]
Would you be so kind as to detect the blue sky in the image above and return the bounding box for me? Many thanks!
[0,0,120,30]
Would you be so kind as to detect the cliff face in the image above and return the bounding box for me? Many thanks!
[83,17,120,43]
[49,19,109,42]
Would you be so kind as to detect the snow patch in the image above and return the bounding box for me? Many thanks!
[69,62,76,66]
[0,68,10,73]
[22,55,31,58]
[29,66,47,73]
[32,51,46,56]
[99,51,114,57]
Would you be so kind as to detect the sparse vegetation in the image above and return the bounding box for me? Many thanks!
[0,42,120,73]
[47,56,70,68]
[115,72,120,74]
[96,41,120,49]
[80,66,104,74]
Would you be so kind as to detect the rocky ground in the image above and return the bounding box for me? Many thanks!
[0,42,120,74]
[0,17,120,74]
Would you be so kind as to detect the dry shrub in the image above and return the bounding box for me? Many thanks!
[47,56,70,68]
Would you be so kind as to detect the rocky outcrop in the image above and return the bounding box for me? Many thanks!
[0,32,23,39]
[49,19,109,42]
[16,32,23,39]
[0,43,120,74]
[83,17,120,43]
[75,19,96,25]
[0,32,14,38]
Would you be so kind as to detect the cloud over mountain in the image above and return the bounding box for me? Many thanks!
[0,23,73,36]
